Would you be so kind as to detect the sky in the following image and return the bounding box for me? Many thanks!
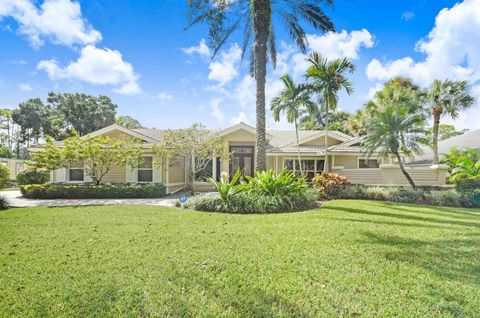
[1,0,480,131]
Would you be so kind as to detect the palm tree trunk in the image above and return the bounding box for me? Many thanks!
[253,0,270,172]
[324,104,329,172]
[432,107,442,164]
[395,152,416,189]
[294,117,303,176]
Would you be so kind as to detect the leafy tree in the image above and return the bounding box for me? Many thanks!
[306,52,355,171]
[47,92,117,137]
[347,106,370,137]
[12,98,49,146]
[419,124,468,146]
[31,134,144,185]
[0,145,13,158]
[299,107,352,134]
[154,123,230,190]
[186,0,335,171]
[442,148,480,182]
[426,80,475,164]
[0,109,14,150]
[271,74,315,175]
[362,106,425,189]
[115,116,144,129]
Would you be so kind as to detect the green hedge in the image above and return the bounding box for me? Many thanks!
[20,183,167,199]
[16,169,50,185]
[322,185,479,208]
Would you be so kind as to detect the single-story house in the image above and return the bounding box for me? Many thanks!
[30,122,449,193]
[410,128,480,165]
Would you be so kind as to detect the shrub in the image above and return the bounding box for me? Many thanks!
[423,191,464,207]
[312,172,349,198]
[20,183,166,199]
[207,169,243,201]
[244,169,309,196]
[455,177,480,194]
[0,164,10,188]
[184,188,318,214]
[16,169,50,185]
[0,195,10,210]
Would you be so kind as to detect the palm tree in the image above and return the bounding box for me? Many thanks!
[362,107,425,189]
[271,74,315,175]
[426,79,475,164]
[306,52,355,172]
[186,0,335,171]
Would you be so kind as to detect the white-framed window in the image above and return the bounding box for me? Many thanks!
[358,158,380,168]
[138,157,153,182]
[284,158,325,180]
[69,165,84,182]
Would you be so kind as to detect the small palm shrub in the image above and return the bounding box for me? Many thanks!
[16,169,50,185]
[0,164,10,188]
[0,194,10,210]
[207,169,244,201]
[186,169,318,213]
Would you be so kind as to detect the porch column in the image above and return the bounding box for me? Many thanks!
[212,155,217,181]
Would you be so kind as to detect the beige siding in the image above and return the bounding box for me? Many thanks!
[303,136,343,146]
[102,165,126,183]
[334,156,358,169]
[168,158,185,184]
[334,168,383,184]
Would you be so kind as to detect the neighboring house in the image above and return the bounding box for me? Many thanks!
[411,128,480,165]
[0,157,27,180]
[30,122,449,193]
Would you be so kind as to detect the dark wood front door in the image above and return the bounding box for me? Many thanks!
[230,146,254,177]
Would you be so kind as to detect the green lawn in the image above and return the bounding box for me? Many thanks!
[1,201,479,317]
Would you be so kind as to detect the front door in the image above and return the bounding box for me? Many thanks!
[230,146,254,177]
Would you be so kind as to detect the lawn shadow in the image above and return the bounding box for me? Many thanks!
[329,205,480,228]
[360,231,480,286]
[326,217,448,229]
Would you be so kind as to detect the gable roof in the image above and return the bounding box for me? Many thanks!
[83,124,161,143]
[411,128,480,163]
[217,122,272,139]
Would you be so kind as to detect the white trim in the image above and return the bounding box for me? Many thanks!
[285,131,351,148]
[82,124,159,143]
[217,122,273,139]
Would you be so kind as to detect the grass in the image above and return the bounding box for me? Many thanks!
[1,200,479,317]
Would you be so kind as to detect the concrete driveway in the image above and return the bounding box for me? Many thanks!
[0,190,182,208]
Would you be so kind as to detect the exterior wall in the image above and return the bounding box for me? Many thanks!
[333,156,358,169]
[333,164,449,186]
[167,157,186,193]
[0,158,27,180]
[102,165,127,183]
[220,128,257,177]
[303,135,343,146]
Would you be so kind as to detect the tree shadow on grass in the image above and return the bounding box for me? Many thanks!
[360,231,480,286]
[329,206,480,228]
[326,217,449,229]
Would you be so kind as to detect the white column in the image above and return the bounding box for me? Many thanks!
[212,156,217,181]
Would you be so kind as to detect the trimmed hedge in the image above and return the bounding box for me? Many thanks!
[20,183,167,199]
[183,188,318,214]
[16,169,50,185]
[322,184,478,208]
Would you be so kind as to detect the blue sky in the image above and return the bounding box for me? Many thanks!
[1,0,479,131]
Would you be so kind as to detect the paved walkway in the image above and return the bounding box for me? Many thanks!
[0,190,183,208]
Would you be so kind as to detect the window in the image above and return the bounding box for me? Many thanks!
[69,166,84,181]
[359,159,380,168]
[138,157,153,182]
[284,159,325,180]
[195,159,213,182]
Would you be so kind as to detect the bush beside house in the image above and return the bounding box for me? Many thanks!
[16,169,50,185]
[20,183,166,199]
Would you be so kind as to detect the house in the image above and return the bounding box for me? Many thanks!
[31,122,449,193]
[410,128,480,165]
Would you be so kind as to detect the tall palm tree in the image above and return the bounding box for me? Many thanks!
[427,79,474,164]
[186,0,335,171]
[362,107,425,189]
[306,52,355,172]
[271,74,315,175]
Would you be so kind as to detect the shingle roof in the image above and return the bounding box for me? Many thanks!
[131,129,166,142]
[412,128,480,163]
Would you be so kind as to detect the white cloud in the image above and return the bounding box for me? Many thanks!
[0,0,101,48]
[401,11,415,21]
[366,0,480,86]
[182,39,211,59]
[368,83,383,100]
[7,59,27,65]
[209,97,224,123]
[208,43,242,86]
[157,92,174,101]
[229,111,249,125]
[37,45,140,95]
[18,83,32,91]
[366,0,480,129]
